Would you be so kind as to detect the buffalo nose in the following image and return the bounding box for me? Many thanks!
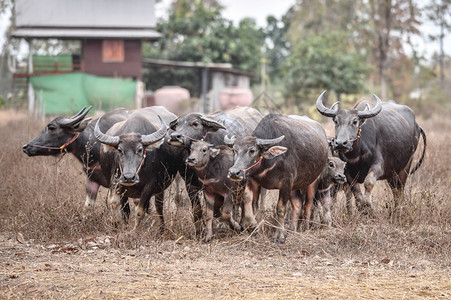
[170,132,182,140]
[335,173,347,183]
[334,139,349,148]
[123,173,137,183]
[22,144,31,155]
[186,157,195,164]
[227,169,243,180]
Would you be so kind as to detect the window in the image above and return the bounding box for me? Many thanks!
[102,39,124,62]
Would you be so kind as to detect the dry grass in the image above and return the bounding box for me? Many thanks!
[0,109,450,299]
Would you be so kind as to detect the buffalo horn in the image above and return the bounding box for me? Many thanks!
[141,115,168,146]
[256,135,285,148]
[58,106,92,127]
[330,101,340,111]
[316,91,338,118]
[94,117,120,147]
[224,135,236,147]
[357,94,383,119]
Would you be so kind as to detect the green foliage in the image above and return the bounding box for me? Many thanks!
[283,31,369,103]
[264,13,292,80]
[143,0,265,95]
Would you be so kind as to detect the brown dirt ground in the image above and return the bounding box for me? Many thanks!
[1,230,450,300]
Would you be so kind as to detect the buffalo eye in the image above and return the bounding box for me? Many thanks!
[329,161,335,168]
[352,119,358,126]
[249,149,256,155]
[202,147,208,153]
[117,148,124,155]
[333,118,338,126]
[137,148,143,155]
[192,121,199,127]
[47,124,57,132]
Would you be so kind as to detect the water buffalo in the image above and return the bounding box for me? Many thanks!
[316,91,426,215]
[226,114,329,243]
[186,140,244,242]
[168,106,263,148]
[309,155,347,228]
[168,106,265,228]
[22,106,131,216]
[95,106,188,231]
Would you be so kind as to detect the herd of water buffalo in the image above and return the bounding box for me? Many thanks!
[22,91,426,243]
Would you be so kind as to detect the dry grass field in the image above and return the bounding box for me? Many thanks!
[0,108,450,299]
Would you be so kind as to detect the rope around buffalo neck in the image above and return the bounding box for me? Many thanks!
[243,156,263,173]
[28,133,80,153]
[183,132,208,142]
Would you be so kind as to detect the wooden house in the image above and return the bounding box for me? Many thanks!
[10,0,160,114]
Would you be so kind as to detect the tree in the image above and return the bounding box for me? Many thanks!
[425,0,451,90]
[366,0,421,100]
[283,31,368,104]
[143,0,265,95]
[282,0,368,105]
[263,12,292,81]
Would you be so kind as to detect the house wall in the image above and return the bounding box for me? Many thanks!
[82,39,142,79]
[209,71,251,112]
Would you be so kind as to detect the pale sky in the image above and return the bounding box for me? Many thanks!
[155,0,295,27]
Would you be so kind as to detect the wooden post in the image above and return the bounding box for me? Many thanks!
[27,38,35,115]
[201,67,209,113]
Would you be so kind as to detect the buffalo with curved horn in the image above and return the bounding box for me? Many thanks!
[22,106,132,216]
[168,107,265,232]
[227,114,329,243]
[94,106,183,230]
[316,91,426,215]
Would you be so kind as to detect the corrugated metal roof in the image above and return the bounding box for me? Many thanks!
[14,0,157,28]
[11,28,161,40]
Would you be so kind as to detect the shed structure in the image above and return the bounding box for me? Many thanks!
[10,0,160,114]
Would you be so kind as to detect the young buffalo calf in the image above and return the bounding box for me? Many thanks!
[310,155,347,228]
[186,140,244,242]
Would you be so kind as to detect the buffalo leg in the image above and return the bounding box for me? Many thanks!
[342,182,355,216]
[301,183,315,231]
[181,168,203,238]
[273,185,291,244]
[154,192,165,234]
[361,165,383,214]
[289,190,302,232]
[107,185,126,226]
[203,192,215,243]
[223,191,242,232]
[240,182,258,230]
[319,189,332,228]
[83,179,100,218]
[186,183,203,238]
[387,169,409,217]
[135,186,155,231]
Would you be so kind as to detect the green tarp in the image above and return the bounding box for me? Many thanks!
[29,72,137,115]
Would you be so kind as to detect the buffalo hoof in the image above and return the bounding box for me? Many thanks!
[272,230,286,244]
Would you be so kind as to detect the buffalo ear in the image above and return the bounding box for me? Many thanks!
[73,117,92,132]
[210,148,220,158]
[144,138,164,151]
[169,118,178,130]
[262,146,287,159]
[200,117,226,131]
